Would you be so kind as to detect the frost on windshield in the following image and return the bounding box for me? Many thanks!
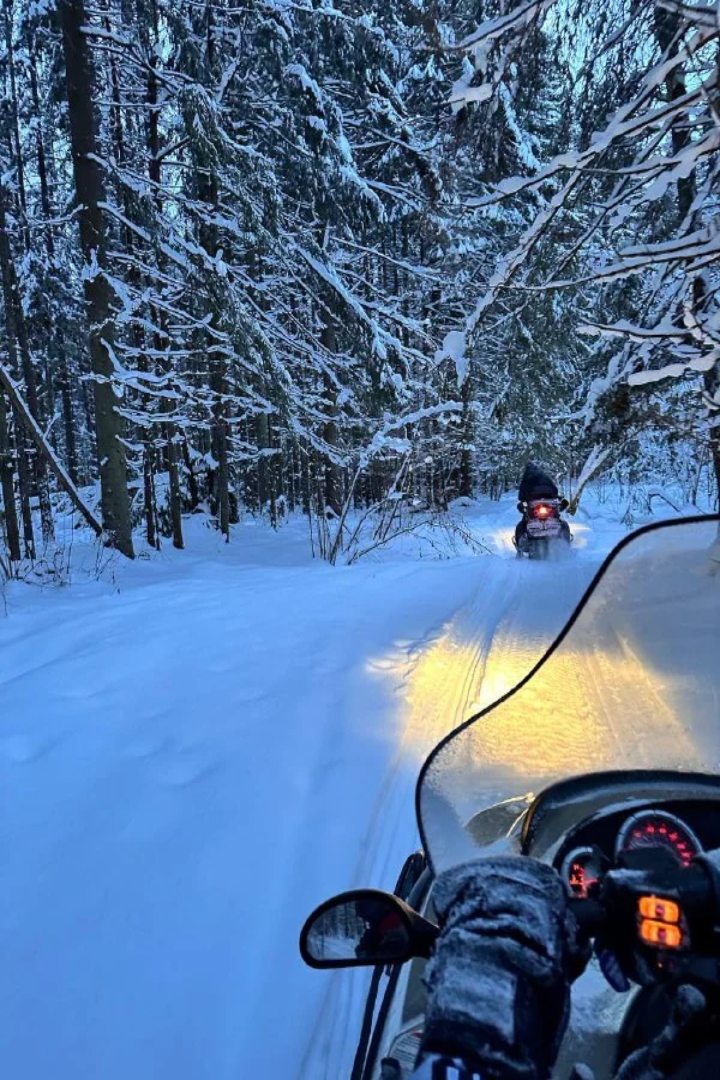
[418,519,720,873]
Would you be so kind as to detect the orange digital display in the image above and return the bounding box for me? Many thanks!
[639,919,683,949]
[638,896,680,923]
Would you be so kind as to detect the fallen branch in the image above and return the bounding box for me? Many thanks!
[0,361,104,538]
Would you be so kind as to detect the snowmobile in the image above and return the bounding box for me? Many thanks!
[515,496,572,560]
[300,515,720,1079]
[514,463,572,559]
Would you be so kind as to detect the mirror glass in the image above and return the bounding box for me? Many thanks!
[304,893,411,964]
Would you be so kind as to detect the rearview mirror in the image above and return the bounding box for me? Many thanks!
[299,889,437,969]
[517,501,524,513]
[559,497,569,511]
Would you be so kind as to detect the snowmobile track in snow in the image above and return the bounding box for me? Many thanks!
[298,552,603,1080]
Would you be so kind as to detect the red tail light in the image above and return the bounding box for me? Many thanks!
[533,504,553,519]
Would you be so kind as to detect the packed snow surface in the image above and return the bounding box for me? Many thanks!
[0,494,663,1079]
[421,517,720,873]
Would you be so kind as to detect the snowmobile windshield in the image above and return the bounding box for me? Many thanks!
[416,516,720,874]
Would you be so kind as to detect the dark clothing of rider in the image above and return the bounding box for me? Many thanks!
[518,462,559,504]
[515,463,567,547]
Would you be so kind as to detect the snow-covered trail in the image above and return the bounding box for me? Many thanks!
[433,528,720,827]
[0,503,624,1080]
[299,510,618,1079]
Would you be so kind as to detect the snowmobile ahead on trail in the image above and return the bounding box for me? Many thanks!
[514,462,572,560]
[300,515,720,1080]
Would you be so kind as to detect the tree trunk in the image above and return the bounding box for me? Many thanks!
[267,416,279,526]
[705,364,720,506]
[183,439,199,510]
[2,10,54,542]
[28,26,54,262]
[212,388,231,541]
[29,28,79,486]
[143,444,158,549]
[15,426,35,559]
[301,445,311,516]
[654,5,695,222]
[142,34,185,550]
[458,372,474,499]
[286,439,297,513]
[320,320,343,518]
[3,0,28,231]
[0,392,21,563]
[0,182,54,544]
[59,348,79,484]
[28,34,80,486]
[58,0,134,558]
[256,411,271,516]
[105,4,162,551]
[166,427,184,549]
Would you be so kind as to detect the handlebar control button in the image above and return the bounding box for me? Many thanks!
[639,919,683,949]
[638,896,680,923]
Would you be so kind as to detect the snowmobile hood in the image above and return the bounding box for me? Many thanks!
[416,516,720,873]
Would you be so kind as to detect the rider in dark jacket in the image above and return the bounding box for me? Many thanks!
[515,463,568,548]
[518,462,560,504]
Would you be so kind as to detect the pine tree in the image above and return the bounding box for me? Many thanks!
[58,0,134,557]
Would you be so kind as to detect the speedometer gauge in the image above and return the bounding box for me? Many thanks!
[616,810,702,868]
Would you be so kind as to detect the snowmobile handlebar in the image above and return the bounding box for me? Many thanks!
[566,852,720,988]
[568,854,720,932]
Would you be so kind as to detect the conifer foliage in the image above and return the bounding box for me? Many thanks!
[0,0,717,570]
[451,0,720,496]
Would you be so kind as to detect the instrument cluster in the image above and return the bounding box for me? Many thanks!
[556,803,713,900]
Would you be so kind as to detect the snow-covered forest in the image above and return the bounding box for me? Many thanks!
[2,5,720,1079]
[0,0,718,570]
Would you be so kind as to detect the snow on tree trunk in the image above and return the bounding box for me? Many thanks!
[58,0,134,559]
[0,392,21,564]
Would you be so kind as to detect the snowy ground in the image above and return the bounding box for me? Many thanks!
[0,493,656,1079]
